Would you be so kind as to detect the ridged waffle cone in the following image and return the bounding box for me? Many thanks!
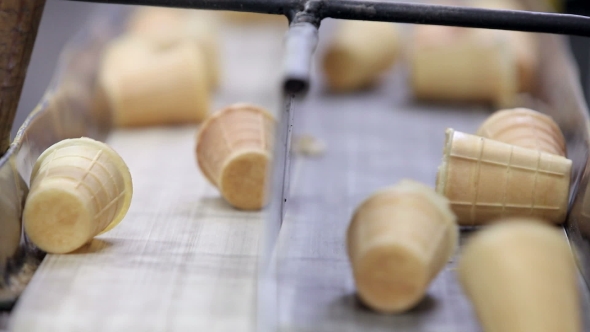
[195,103,275,210]
[458,219,580,332]
[23,137,133,254]
[347,180,458,313]
[436,129,571,225]
[477,108,566,156]
[99,37,210,127]
[410,24,518,107]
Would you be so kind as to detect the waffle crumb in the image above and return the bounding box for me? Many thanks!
[293,135,326,157]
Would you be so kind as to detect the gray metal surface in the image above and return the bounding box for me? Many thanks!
[0,312,8,331]
[254,2,590,330]
[278,73,483,331]
[275,67,590,331]
[265,3,590,327]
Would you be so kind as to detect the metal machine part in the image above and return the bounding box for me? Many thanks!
[2,0,590,320]
[566,1,590,105]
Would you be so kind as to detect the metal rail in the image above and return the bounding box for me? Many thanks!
[67,0,590,36]
[67,0,590,96]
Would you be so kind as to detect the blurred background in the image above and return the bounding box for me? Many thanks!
[12,0,96,139]
[2,1,588,331]
[11,0,590,139]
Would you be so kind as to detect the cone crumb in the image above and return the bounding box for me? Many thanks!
[293,134,326,157]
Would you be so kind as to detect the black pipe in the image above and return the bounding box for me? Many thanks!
[67,0,590,37]
[66,0,304,15]
[67,0,590,97]
[320,1,590,37]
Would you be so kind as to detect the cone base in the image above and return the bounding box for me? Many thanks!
[220,150,269,211]
[355,244,428,314]
[24,180,94,254]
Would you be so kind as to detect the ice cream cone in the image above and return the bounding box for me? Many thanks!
[347,180,458,313]
[126,7,221,90]
[436,128,571,226]
[458,219,581,332]
[322,20,400,92]
[126,7,187,35]
[99,37,210,127]
[195,103,275,210]
[410,23,518,107]
[477,108,566,156]
[471,0,539,92]
[99,35,154,81]
[23,137,133,254]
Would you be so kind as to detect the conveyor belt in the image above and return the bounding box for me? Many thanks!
[5,2,590,331]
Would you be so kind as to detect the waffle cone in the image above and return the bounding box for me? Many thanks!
[472,0,538,92]
[347,180,458,313]
[23,138,133,254]
[477,108,566,156]
[458,220,580,332]
[411,24,518,107]
[322,21,399,92]
[100,39,210,127]
[196,104,275,210]
[436,129,571,226]
[126,7,221,90]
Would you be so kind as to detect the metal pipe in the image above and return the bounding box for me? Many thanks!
[319,1,590,37]
[0,0,46,156]
[65,0,304,15]
[66,0,590,37]
[282,0,320,97]
[282,22,318,95]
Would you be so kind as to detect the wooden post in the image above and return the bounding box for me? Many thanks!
[0,0,46,155]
